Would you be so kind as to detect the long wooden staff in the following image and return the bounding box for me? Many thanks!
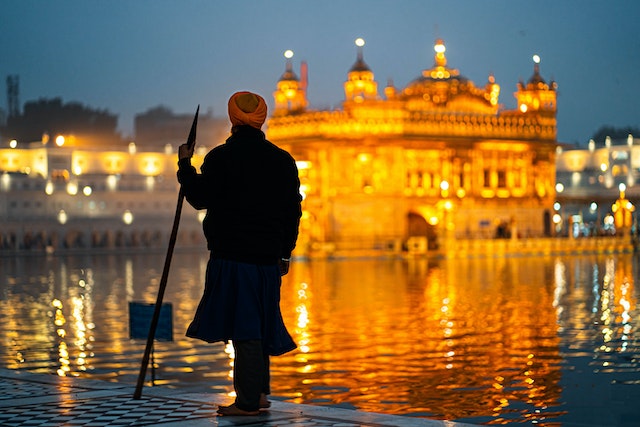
[134,105,199,399]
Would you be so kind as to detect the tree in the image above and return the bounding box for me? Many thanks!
[591,125,640,146]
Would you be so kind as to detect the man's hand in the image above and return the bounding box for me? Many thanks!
[279,259,290,276]
[178,143,194,160]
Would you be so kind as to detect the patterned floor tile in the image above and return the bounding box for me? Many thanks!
[0,377,86,400]
[0,394,218,426]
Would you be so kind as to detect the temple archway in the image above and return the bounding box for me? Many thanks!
[407,212,438,250]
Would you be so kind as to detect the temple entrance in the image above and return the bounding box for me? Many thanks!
[406,212,438,251]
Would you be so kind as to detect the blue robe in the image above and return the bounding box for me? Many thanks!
[186,258,296,356]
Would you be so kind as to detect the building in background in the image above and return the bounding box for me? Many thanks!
[0,114,229,252]
[268,39,558,255]
[134,106,228,150]
[555,135,639,237]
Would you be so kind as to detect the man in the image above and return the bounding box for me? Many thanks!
[177,91,302,416]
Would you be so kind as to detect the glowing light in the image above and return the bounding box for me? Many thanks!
[140,154,163,176]
[55,135,65,147]
[9,139,17,148]
[619,183,626,193]
[57,210,68,225]
[128,142,137,154]
[589,202,598,213]
[358,153,371,162]
[82,186,92,196]
[45,181,54,195]
[145,176,155,191]
[284,50,294,59]
[552,213,562,224]
[434,42,446,53]
[103,153,126,174]
[296,160,312,170]
[532,54,541,64]
[604,214,614,226]
[553,202,561,211]
[355,37,365,47]
[66,182,78,195]
[555,183,564,193]
[571,172,581,186]
[440,180,449,191]
[519,104,528,113]
[122,210,134,225]
[106,175,118,191]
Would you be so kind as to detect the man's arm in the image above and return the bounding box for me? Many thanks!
[177,144,209,210]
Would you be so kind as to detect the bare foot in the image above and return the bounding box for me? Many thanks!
[217,403,260,416]
[260,393,271,409]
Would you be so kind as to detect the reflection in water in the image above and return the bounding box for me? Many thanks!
[0,252,638,426]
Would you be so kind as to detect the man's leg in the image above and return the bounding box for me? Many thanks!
[260,352,271,408]
[233,340,264,412]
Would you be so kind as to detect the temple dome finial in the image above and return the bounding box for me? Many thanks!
[434,39,447,67]
[350,37,371,72]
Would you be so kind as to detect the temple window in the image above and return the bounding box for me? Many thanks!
[483,169,491,188]
[497,170,507,188]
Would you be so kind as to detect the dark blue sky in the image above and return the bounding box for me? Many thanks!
[1,0,639,144]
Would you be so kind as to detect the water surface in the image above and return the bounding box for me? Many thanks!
[1,251,638,426]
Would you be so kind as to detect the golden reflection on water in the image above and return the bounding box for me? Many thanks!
[0,252,638,425]
[273,255,638,424]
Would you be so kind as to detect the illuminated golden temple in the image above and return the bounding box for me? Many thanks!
[3,38,634,256]
[268,39,559,255]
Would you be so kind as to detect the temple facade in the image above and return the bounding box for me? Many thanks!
[267,39,559,255]
[1,39,567,256]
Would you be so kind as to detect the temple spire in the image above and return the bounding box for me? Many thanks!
[272,49,308,115]
[344,37,379,102]
[434,39,447,67]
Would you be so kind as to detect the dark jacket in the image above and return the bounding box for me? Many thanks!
[177,125,302,264]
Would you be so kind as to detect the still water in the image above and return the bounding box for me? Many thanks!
[1,251,639,426]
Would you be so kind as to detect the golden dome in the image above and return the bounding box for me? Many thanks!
[279,61,299,82]
[400,39,497,113]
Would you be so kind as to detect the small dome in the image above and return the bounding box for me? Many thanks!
[527,64,546,86]
[350,57,371,73]
[279,62,299,82]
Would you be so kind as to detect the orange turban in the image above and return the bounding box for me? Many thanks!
[228,91,268,129]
